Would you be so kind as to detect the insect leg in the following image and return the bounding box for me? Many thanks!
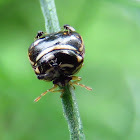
[34,84,63,102]
[70,76,92,91]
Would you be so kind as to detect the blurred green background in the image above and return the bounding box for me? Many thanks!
[0,0,140,140]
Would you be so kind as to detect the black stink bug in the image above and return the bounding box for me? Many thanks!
[28,25,92,102]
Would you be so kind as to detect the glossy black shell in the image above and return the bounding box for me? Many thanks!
[28,31,85,86]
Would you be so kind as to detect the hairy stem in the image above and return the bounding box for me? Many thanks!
[40,0,60,33]
[61,85,86,140]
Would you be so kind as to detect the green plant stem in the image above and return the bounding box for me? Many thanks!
[40,0,86,139]
[61,85,86,140]
[40,0,60,33]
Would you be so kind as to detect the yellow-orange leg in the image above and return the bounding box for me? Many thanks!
[34,84,64,102]
[70,76,92,91]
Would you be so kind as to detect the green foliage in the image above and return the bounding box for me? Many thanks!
[0,0,140,140]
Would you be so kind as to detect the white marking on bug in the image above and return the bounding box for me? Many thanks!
[36,45,76,61]
[34,39,42,46]
[79,45,84,52]
[77,55,83,62]
[35,67,40,74]
[44,54,55,62]
[30,44,34,49]
[69,35,77,41]
[60,64,74,68]
[29,59,35,65]
[78,36,84,52]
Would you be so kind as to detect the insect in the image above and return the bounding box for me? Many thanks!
[28,25,92,102]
